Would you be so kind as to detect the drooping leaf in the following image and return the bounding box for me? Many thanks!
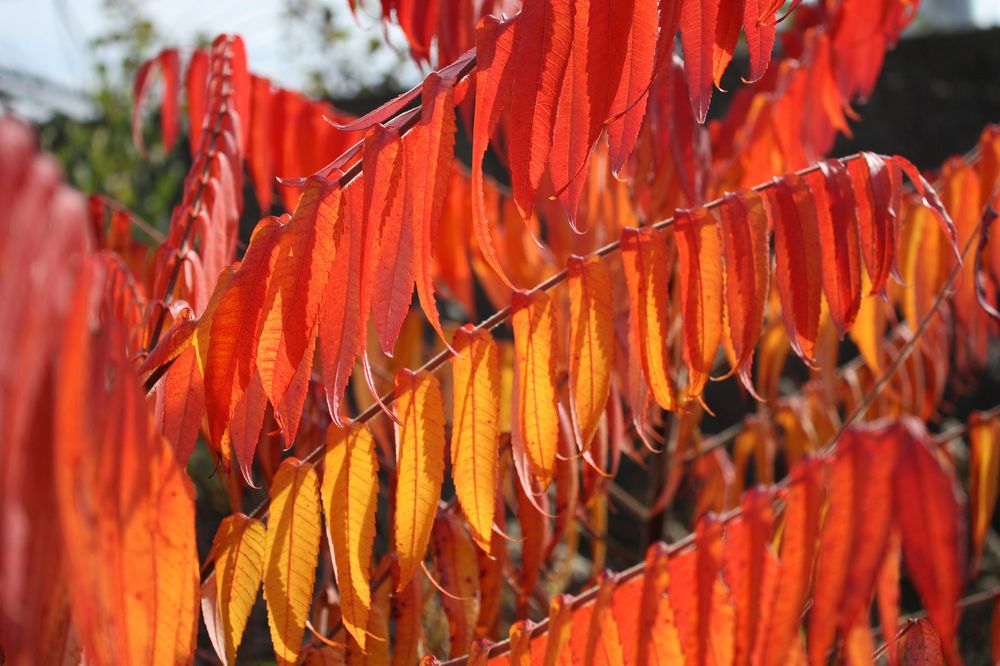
[471,15,517,287]
[321,423,379,649]
[507,0,573,218]
[392,572,423,666]
[809,425,899,665]
[898,619,946,665]
[621,227,678,411]
[132,48,180,155]
[263,458,322,666]
[209,514,266,665]
[511,289,560,489]
[450,325,502,553]
[761,455,824,666]
[846,153,898,296]
[742,0,776,82]
[969,412,1000,575]
[769,174,823,365]
[542,595,574,665]
[410,72,458,348]
[805,161,862,336]
[717,190,769,395]
[204,216,282,453]
[567,255,615,450]
[393,369,447,591]
[608,0,659,174]
[431,507,482,658]
[893,420,966,666]
[679,0,719,123]
[674,208,723,400]
[257,183,342,416]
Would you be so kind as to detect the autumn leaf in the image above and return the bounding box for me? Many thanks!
[621,226,679,412]
[393,369,447,591]
[769,174,823,365]
[432,507,482,658]
[263,458,322,666]
[567,255,615,450]
[321,423,379,649]
[209,514,266,665]
[717,190,769,396]
[256,182,342,418]
[675,208,723,400]
[970,412,1000,575]
[512,289,560,489]
[451,325,502,553]
[893,420,967,665]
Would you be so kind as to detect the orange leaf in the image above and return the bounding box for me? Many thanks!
[809,425,899,664]
[471,15,517,287]
[321,423,379,649]
[571,572,624,666]
[511,290,560,489]
[608,0,659,174]
[392,573,423,666]
[621,227,678,412]
[451,325,502,553]
[567,255,615,450]
[717,190,769,395]
[769,174,823,365]
[257,182,342,415]
[263,458,322,666]
[675,208,723,400]
[805,161,862,337]
[410,72,458,349]
[204,216,281,452]
[432,507,482,658]
[542,595,574,666]
[209,514,266,665]
[969,412,1000,575]
[761,455,824,666]
[393,369,447,591]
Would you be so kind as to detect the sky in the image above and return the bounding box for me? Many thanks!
[1,0,998,106]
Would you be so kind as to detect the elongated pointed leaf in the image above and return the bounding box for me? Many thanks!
[210,514,266,665]
[512,289,560,489]
[621,227,678,411]
[970,413,1000,575]
[257,183,342,414]
[322,423,379,649]
[675,208,723,400]
[567,255,615,450]
[451,325,502,553]
[263,458,322,666]
[393,369,447,591]
[432,508,481,658]
[718,190,769,395]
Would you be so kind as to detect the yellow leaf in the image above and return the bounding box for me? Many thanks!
[567,256,614,450]
[970,413,1000,575]
[393,369,446,591]
[450,325,502,553]
[346,568,391,665]
[321,423,379,649]
[263,458,322,666]
[210,514,265,665]
[512,290,560,488]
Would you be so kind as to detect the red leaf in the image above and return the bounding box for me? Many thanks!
[894,420,966,666]
[717,190,769,395]
[713,0,743,87]
[607,0,658,174]
[410,72,458,350]
[186,49,209,153]
[742,0,776,82]
[132,48,181,155]
[805,161,862,336]
[471,16,517,287]
[508,0,573,218]
[679,0,719,123]
[768,174,823,365]
[249,76,275,212]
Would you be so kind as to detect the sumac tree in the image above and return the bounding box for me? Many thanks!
[2,0,1000,664]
